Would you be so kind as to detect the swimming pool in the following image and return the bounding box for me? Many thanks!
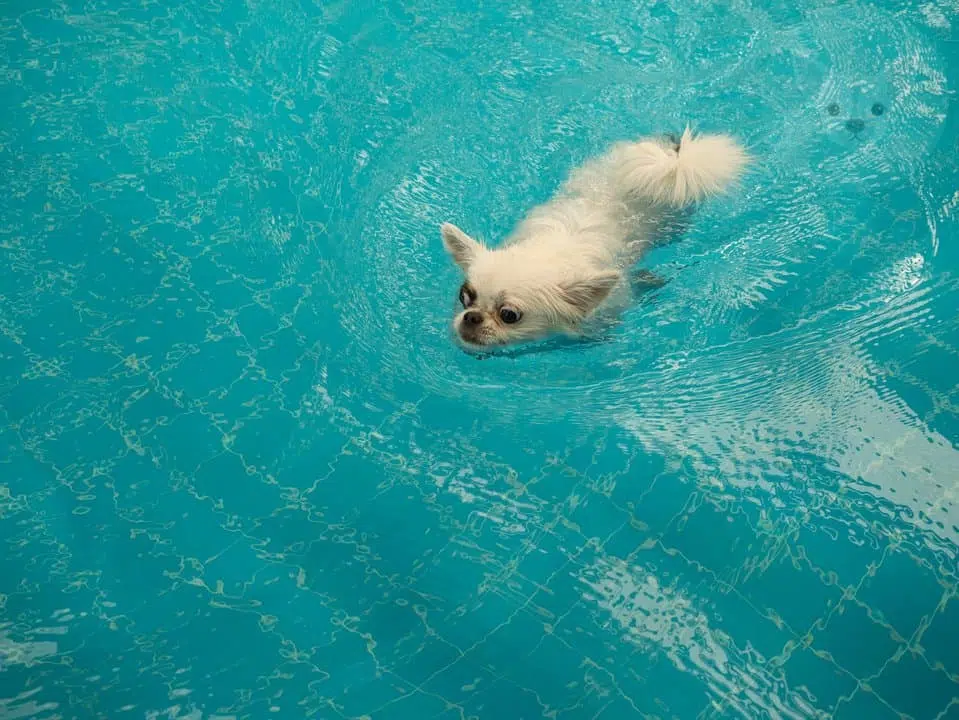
[1,0,958,717]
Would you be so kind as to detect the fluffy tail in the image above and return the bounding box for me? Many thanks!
[612,128,749,207]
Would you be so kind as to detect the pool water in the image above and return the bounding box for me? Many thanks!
[2,0,958,717]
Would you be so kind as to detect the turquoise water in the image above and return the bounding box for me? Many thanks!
[1,0,958,717]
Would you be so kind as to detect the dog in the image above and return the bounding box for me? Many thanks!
[441,128,748,348]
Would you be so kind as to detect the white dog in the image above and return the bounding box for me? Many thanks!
[441,128,748,348]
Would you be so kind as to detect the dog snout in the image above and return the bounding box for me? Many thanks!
[463,310,484,326]
[456,310,489,345]
[845,118,865,133]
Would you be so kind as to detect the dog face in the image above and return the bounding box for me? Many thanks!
[441,223,620,348]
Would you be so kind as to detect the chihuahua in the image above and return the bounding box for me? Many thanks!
[441,128,748,348]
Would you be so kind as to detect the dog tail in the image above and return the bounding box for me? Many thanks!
[613,128,748,207]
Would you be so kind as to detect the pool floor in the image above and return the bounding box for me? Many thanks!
[1,0,958,717]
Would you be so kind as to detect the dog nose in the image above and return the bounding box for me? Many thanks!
[845,118,865,133]
[463,310,483,326]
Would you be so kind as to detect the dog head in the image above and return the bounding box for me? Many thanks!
[440,223,620,348]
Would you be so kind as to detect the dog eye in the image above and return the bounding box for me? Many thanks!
[499,307,521,324]
[459,284,475,307]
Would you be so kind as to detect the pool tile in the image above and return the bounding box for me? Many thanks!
[699,581,794,660]
[938,700,959,720]
[739,548,843,634]
[601,515,657,560]
[795,514,888,591]
[871,650,959,719]
[631,473,695,536]
[151,411,225,471]
[634,653,712,718]
[832,688,900,720]
[121,385,188,433]
[857,548,945,641]
[192,451,283,520]
[336,670,417,717]
[590,697,650,720]
[471,679,553,719]
[661,496,741,565]
[421,655,499,709]
[463,606,551,675]
[921,594,959,678]
[781,645,857,714]
[565,490,629,545]
[391,633,463,686]
[514,527,579,584]
[918,344,959,396]
[166,341,251,401]
[513,638,600,714]
[435,588,520,651]
[362,597,431,666]
[368,688,453,720]
[525,463,586,509]
[813,598,900,679]
[228,410,300,471]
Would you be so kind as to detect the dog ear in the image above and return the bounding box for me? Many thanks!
[559,271,621,316]
[441,223,483,271]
